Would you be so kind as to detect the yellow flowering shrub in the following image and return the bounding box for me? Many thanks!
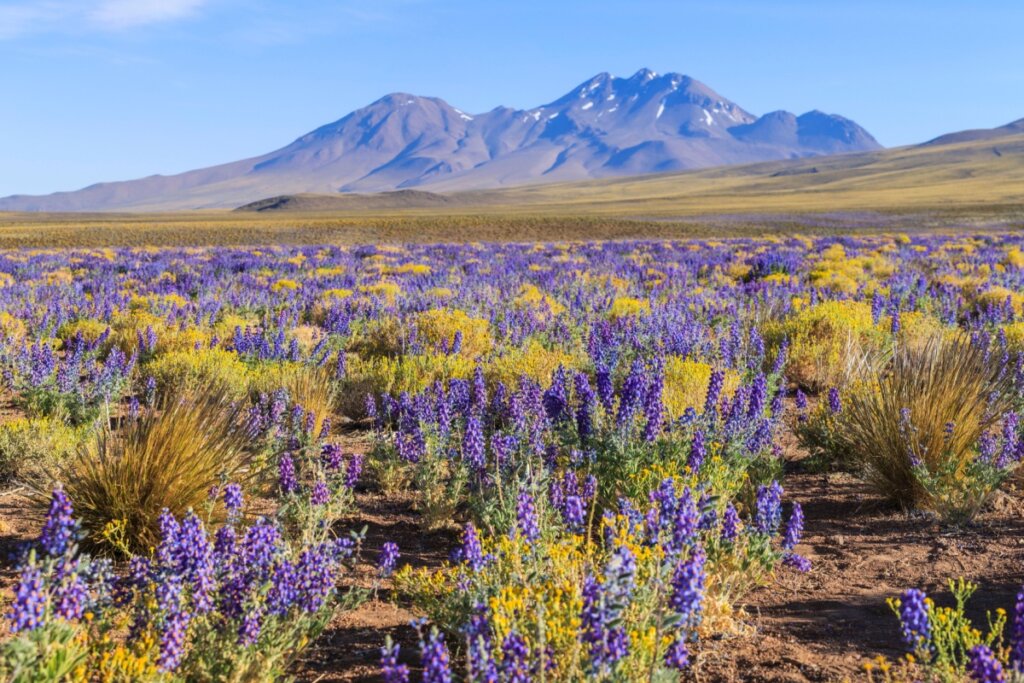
[360,281,402,301]
[0,312,26,340]
[513,284,565,316]
[485,339,580,387]
[146,348,250,399]
[766,300,883,390]
[270,278,300,293]
[0,416,89,482]
[974,286,1024,315]
[609,296,650,319]
[415,308,492,357]
[349,352,475,397]
[662,358,740,420]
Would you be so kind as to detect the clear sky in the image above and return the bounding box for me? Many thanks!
[1,0,1022,196]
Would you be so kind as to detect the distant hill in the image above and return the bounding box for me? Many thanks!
[922,118,1024,146]
[0,69,880,212]
[235,190,454,212]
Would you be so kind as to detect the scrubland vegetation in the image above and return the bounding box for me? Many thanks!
[1,233,1024,681]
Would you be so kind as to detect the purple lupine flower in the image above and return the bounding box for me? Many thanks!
[574,372,596,441]
[267,561,297,615]
[670,488,700,554]
[464,606,497,682]
[344,452,364,489]
[1010,586,1024,671]
[617,359,648,429]
[311,479,330,506]
[177,512,215,613]
[336,350,347,379]
[365,394,379,426]
[827,387,842,414]
[158,607,190,672]
[515,489,540,543]
[278,453,298,494]
[783,553,813,572]
[794,388,808,411]
[689,429,706,472]
[223,483,244,517]
[459,523,488,572]
[8,565,45,632]
[664,637,690,670]
[670,546,706,629]
[642,357,665,442]
[596,363,614,414]
[563,495,586,532]
[543,366,569,423]
[238,605,263,646]
[321,443,343,472]
[420,629,453,683]
[295,543,337,612]
[782,502,804,551]
[721,504,740,542]
[899,588,931,651]
[967,644,1007,683]
[871,291,885,325]
[472,365,487,413]
[754,481,784,535]
[500,632,531,683]
[748,373,768,418]
[378,542,400,578]
[39,488,78,558]
[381,641,410,683]
[704,370,725,416]
[462,413,486,474]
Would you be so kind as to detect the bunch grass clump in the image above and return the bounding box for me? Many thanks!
[46,387,254,553]
[840,333,1017,521]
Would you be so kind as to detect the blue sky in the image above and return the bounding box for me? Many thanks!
[1,0,1022,196]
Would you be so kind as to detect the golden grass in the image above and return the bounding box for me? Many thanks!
[46,388,254,553]
[841,333,1015,518]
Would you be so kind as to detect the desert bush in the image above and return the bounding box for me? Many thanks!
[348,352,475,398]
[0,417,89,484]
[415,308,492,357]
[48,387,255,553]
[766,300,884,390]
[839,333,1018,522]
[484,338,580,387]
[146,347,250,399]
[349,317,407,357]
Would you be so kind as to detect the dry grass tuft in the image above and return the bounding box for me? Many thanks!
[841,333,1015,515]
[44,387,255,553]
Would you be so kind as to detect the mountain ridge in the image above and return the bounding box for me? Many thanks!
[1,68,882,211]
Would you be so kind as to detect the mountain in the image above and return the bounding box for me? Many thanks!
[0,69,881,211]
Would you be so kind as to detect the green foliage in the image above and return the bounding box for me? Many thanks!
[0,620,88,683]
[883,579,1010,683]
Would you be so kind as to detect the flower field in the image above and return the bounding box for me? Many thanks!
[1,233,1024,682]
